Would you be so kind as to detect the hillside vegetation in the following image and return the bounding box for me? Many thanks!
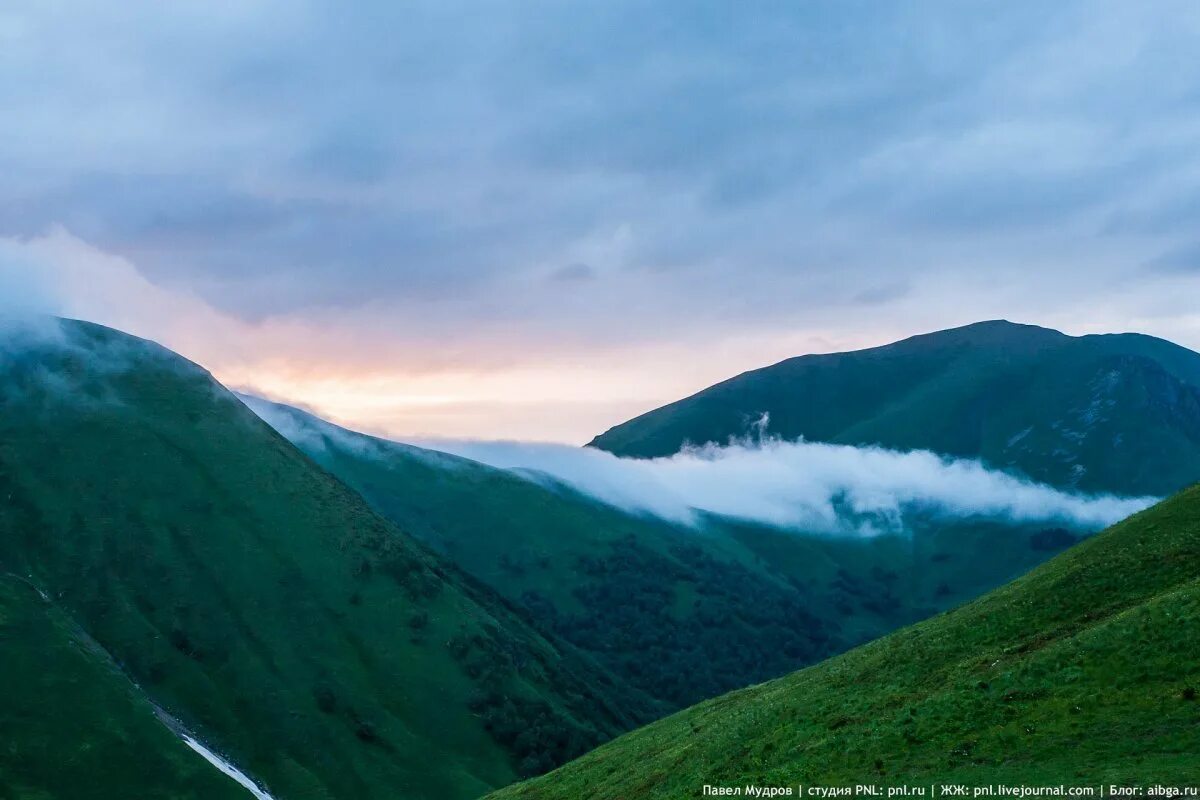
[249,399,1099,712]
[0,574,248,799]
[490,484,1200,798]
[0,319,653,800]
[590,320,1200,497]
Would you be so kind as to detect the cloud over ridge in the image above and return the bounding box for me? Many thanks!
[415,436,1155,534]
[243,397,1156,534]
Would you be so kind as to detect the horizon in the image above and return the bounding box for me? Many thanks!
[26,312,1195,448]
[3,2,1200,441]
[215,316,1200,444]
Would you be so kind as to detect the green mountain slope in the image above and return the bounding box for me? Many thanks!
[490,485,1200,798]
[590,320,1200,496]
[241,397,836,710]
[0,574,248,800]
[246,399,1101,713]
[0,319,652,800]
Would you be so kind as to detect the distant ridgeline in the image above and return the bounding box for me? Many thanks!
[590,320,1200,498]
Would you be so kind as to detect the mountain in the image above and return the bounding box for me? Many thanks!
[246,397,1105,712]
[489,484,1200,798]
[590,320,1200,497]
[0,574,247,800]
[242,396,838,709]
[0,318,653,800]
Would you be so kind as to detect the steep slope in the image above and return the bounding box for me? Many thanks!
[0,318,652,800]
[590,320,1200,497]
[490,485,1200,798]
[241,397,837,709]
[245,398,1104,712]
[0,574,248,800]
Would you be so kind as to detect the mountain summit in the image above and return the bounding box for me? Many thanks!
[590,320,1200,496]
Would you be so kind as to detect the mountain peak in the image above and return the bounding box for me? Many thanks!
[885,319,1067,352]
[589,321,1200,496]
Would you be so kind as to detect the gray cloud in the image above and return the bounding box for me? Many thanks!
[851,282,910,306]
[2,0,1200,355]
[1146,242,1200,274]
[548,263,597,283]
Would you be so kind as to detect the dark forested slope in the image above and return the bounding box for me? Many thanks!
[492,484,1200,798]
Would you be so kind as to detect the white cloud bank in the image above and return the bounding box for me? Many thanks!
[236,394,1158,534]
[406,436,1156,534]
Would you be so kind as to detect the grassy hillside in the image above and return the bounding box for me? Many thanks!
[590,320,1200,497]
[0,574,249,800]
[490,485,1200,798]
[0,318,652,800]
[247,399,1098,712]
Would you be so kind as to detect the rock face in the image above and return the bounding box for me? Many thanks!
[590,320,1200,497]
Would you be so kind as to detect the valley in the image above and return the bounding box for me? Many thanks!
[489,483,1200,797]
[2,318,1197,799]
[8,8,1199,796]
[245,395,1116,712]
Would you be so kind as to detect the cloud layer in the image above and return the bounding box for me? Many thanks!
[5,2,1200,332]
[4,2,1200,440]
[414,437,1155,533]
[0,229,703,440]
[244,396,1155,534]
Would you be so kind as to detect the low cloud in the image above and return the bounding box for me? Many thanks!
[413,437,1155,534]
[244,396,1157,535]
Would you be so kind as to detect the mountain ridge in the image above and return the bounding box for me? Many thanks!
[0,317,654,800]
[589,320,1200,497]
[245,394,1117,715]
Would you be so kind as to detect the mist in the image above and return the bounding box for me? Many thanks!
[416,438,1155,534]
[244,396,1157,535]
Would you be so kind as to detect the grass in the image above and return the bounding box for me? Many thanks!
[5,317,1180,799]
[0,574,246,800]
[489,483,1200,798]
[0,319,650,800]
[252,399,1098,712]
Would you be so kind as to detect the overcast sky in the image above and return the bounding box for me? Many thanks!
[3,1,1200,441]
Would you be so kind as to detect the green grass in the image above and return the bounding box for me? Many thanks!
[590,320,1200,496]
[0,319,652,799]
[4,318,1182,798]
[0,575,248,800]
[251,399,1096,713]
[489,484,1200,798]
